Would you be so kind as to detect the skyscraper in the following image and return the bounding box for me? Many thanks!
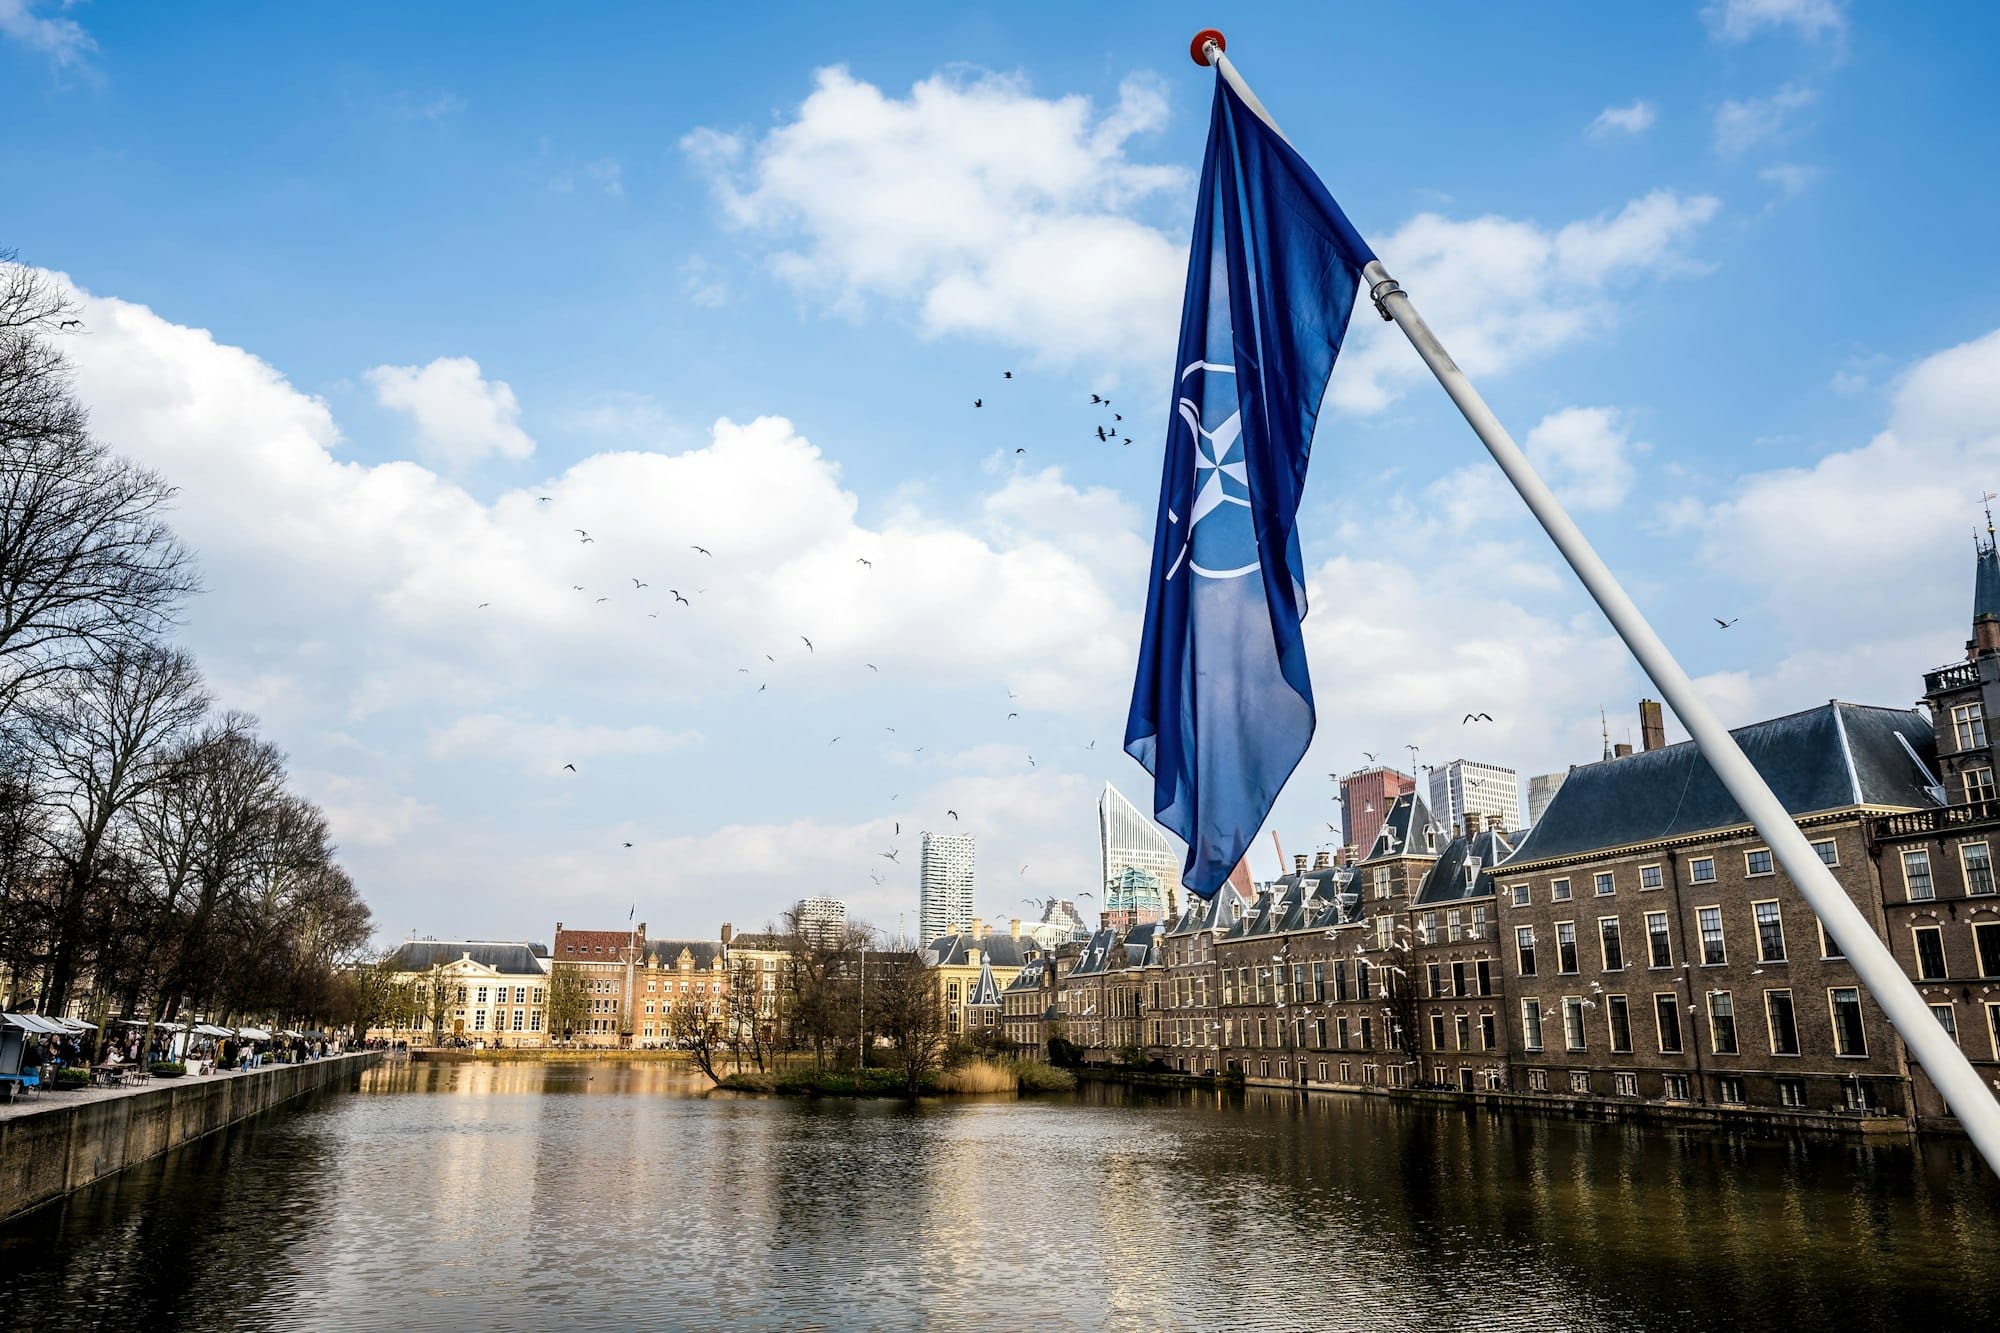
[1427,759,1522,833]
[1526,772,1567,826]
[794,896,848,946]
[918,832,976,945]
[1099,783,1182,926]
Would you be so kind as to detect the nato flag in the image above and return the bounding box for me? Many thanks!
[1125,74,1375,900]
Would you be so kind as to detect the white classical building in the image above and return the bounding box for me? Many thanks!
[1426,759,1522,834]
[370,940,552,1046]
[1099,782,1183,925]
[919,832,976,945]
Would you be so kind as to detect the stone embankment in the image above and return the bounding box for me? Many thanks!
[0,1051,380,1223]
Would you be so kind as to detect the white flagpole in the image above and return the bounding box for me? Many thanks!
[1191,28,2000,1176]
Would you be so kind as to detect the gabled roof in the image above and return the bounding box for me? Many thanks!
[926,934,1030,969]
[966,959,1003,1008]
[1068,928,1121,977]
[1362,791,1444,862]
[1122,922,1163,967]
[1003,957,1049,992]
[1503,702,1937,867]
[1415,826,1518,905]
[389,941,550,975]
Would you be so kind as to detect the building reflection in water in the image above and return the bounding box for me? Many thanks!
[1,1064,1996,1330]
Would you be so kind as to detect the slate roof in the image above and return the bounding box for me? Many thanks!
[1503,702,1938,867]
[1003,957,1049,993]
[646,939,723,970]
[1415,826,1519,905]
[554,928,638,960]
[1068,928,1122,977]
[966,959,1004,1008]
[1362,792,1445,862]
[1121,922,1163,968]
[390,941,550,975]
[926,934,1031,969]
[1162,885,1253,936]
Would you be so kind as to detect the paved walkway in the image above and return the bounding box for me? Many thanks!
[0,1059,354,1123]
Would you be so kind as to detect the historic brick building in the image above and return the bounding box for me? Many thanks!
[1411,818,1513,1092]
[551,922,647,1046]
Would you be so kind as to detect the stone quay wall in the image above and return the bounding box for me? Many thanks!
[0,1051,380,1223]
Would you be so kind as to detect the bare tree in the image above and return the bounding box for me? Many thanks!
[667,993,723,1083]
[0,257,198,717]
[18,642,208,1013]
[543,963,590,1045]
[873,949,950,1096]
[777,907,871,1071]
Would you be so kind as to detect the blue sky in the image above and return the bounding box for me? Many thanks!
[5,0,2000,945]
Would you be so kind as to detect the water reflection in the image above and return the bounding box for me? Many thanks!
[2,1062,1996,1330]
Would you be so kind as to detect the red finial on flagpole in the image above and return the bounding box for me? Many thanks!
[1190,29,1226,66]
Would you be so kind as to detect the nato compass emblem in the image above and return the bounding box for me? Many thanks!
[1165,360,1258,581]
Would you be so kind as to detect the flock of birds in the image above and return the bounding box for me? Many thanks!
[506,370,1131,897]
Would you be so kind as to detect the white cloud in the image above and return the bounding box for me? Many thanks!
[1697,327,2000,645]
[366,356,537,468]
[1714,84,1816,157]
[0,0,94,69]
[1524,407,1640,511]
[427,714,696,773]
[684,66,1186,367]
[1332,191,1721,413]
[1758,162,1821,196]
[682,256,726,308]
[1588,101,1657,138]
[1704,0,1848,44]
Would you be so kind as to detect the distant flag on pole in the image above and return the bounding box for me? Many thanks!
[1125,72,1374,900]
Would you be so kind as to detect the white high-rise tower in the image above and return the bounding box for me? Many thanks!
[918,832,976,945]
[1426,759,1522,833]
[1099,783,1182,925]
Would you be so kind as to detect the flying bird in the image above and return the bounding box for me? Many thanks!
[670,590,689,605]
[477,602,490,608]
[894,821,900,835]
[632,579,648,588]
[538,496,552,502]
[856,557,872,567]
[647,613,658,619]
[1003,371,1013,379]
[973,398,984,408]
[947,810,959,820]
[1090,394,1108,404]
[579,536,594,544]
[691,545,712,556]
[878,849,901,863]
[594,597,608,604]
[574,529,590,537]
[563,764,576,772]
[1007,712,1019,720]
[758,683,767,692]
[865,663,879,672]
[572,585,585,591]
[829,737,841,745]
[1714,617,1738,628]
[1462,712,1493,724]
[1096,426,1108,442]
[1362,751,1378,762]
[623,842,633,849]
[1015,448,1026,454]
[1113,413,1122,422]
[1027,755,1036,767]
[1086,741,1095,750]
[801,636,814,653]
[59,319,83,329]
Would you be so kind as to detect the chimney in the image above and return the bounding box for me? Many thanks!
[972,917,986,938]
[1010,919,1022,937]
[720,922,733,947]
[1312,850,1331,870]
[1293,853,1308,875]
[1613,742,1634,758]
[1639,698,1666,752]
[1465,811,1482,835]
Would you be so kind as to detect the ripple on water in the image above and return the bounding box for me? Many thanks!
[2,1063,1997,1331]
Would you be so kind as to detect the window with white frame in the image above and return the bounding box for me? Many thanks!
[1903,848,1935,900]
[1812,839,1839,867]
[1654,994,1683,1053]
[1698,907,1726,964]
[1913,925,1947,980]
[1607,995,1631,1053]
[1646,911,1672,967]
[1614,1072,1638,1097]
[1551,878,1572,902]
[1594,872,1615,897]
[1528,1069,1548,1092]
[1708,991,1738,1054]
[1954,702,1988,751]
[1778,1077,1805,1107]
[1754,901,1786,962]
[1569,1070,1590,1094]
[1966,767,1996,805]
[1964,842,1996,896]
[1766,989,1800,1056]
[1664,1073,1691,1100]
[1689,857,1716,884]
[1745,849,1773,877]
[1556,922,1578,973]
[1511,883,1530,907]
[1521,999,1543,1051]
[1599,917,1624,971]
[1931,1003,1958,1040]
[1719,1076,1745,1105]
[1640,864,1663,890]
[1562,997,1587,1052]
[1829,987,1867,1056]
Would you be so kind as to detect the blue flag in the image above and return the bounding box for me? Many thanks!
[1125,75,1375,900]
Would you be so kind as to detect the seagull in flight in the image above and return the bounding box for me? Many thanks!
[579,536,594,544]
[1086,741,1095,750]
[1714,617,1738,628]
[1361,751,1378,762]
[632,578,648,588]
[973,398,984,408]
[562,764,576,772]
[800,635,814,653]
[575,528,589,537]
[670,590,689,605]
[477,602,490,608]
[1462,712,1493,724]
[1003,371,1013,379]
[1091,394,1108,405]
[1026,755,1036,767]
[1007,712,1019,720]
[572,585,585,592]
[865,663,879,672]
[59,319,83,329]
[1096,426,1108,443]
[878,849,901,863]
[894,821,900,835]
[947,809,959,821]
[537,496,553,502]
[828,736,841,745]
[623,842,633,849]
[691,545,712,557]
[856,557,872,568]
[594,597,608,604]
